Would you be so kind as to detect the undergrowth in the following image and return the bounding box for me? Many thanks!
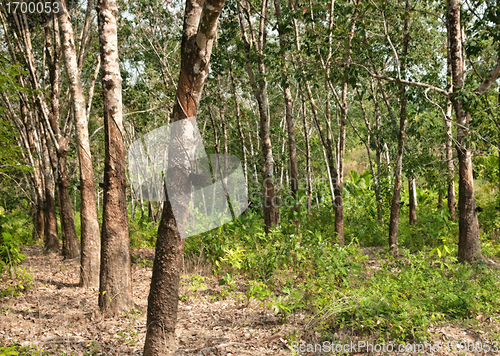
[183,177,500,345]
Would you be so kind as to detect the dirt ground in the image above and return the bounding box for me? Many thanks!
[0,246,298,355]
[0,246,498,355]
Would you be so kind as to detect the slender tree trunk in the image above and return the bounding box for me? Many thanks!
[34,198,45,240]
[290,0,343,238]
[97,0,133,314]
[143,0,224,353]
[332,1,360,244]
[408,177,417,225]
[353,94,383,221]
[438,187,444,209]
[274,0,299,213]
[18,96,47,239]
[303,81,340,220]
[300,88,312,211]
[497,129,500,206]
[59,0,101,287]
[58,154,80,258]
[41,131,59,253]
[445,99,456,220]
[237,0,278,233]
[447,0,482,262]
[364,98,383,221]
[148,200,155,221]
[388,0,411,251]
[246,120,259,183]
[285,86,299,210]
[44,18,81,259]
[229,63,248,188]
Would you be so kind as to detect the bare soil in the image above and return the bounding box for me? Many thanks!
[0,246,296,355]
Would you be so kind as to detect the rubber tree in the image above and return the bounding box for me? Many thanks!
[143,0,225,353]
[97,0,133,314]
[59,0,101,287]
[237,0,279,234]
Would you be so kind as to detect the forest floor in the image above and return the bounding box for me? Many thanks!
[0,246,298,355]
[0,246,498,355]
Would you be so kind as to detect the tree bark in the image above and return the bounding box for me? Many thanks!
[34,199,45,240]
[57,153,80,259]
[388,0,411,251]
[41,130,60,253]
[143,0,225,354]
[96,0,133,314]
[44,18,80,259]
[447,0,482,262]
[59,0,101,287]
[408,177,417,225]
[445,98,456,220]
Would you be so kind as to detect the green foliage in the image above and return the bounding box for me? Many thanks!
[399,202,458,251]
[128,210,158,249]
[0,343,49,356]
[181,175,500,344]
[332,250,500,342]
[0,208,30,276]
[181,273,209,292]
[0,346,19,356]
[0,267,33,298]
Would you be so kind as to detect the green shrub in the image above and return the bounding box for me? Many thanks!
[0,207,28,276]
[331,250,500,342]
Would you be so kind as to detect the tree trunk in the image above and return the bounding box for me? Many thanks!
[44,186,60,253]
[237,0,279,233]
[498,118,500,210]
[388,0,411,251]
[447,0,482,262]
[445,99,456,220]
[246,120,259,183]
[438,188,444,209]
[274,0,299,213]
[332,0,360,245]
[44,18,81,259]
[354,94,383,221]
[18,97,46,240]
[59,0,101,287]
[299,87,312,211]
[41,132,59,253]
[34,199,45,240]
[97,0,133,314]
[57,154,80,259]
[408,177,417,225]
[143,0,225,354]
[229,63,248,188]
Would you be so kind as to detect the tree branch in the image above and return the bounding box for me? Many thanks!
[474,55,500,95]
[353,62,450,96]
